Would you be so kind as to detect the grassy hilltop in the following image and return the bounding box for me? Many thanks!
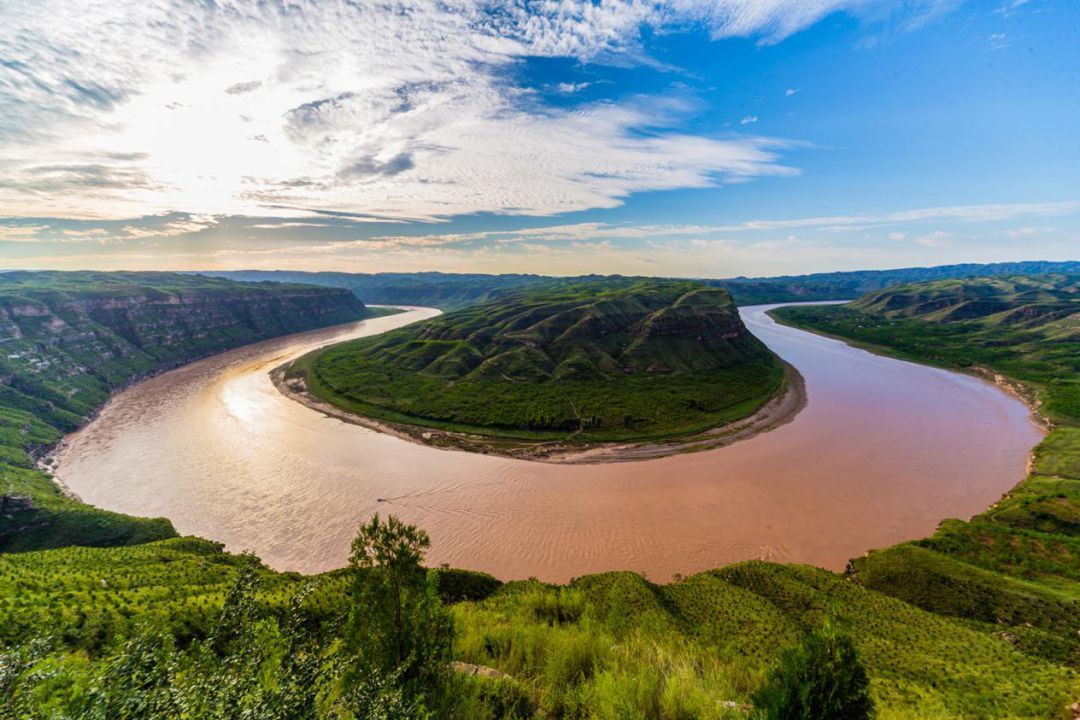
[292,278,784,444]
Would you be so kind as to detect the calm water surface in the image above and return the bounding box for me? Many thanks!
[55,305,1042,581]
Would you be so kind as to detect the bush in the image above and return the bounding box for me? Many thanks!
[753,626,874,720]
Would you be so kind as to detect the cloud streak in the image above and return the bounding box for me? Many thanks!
[1,0,954,223]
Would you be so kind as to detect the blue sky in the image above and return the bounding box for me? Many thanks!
[0,0,1077,277]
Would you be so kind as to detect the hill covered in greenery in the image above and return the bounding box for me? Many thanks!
[0,271,371,552]
[3,530,1075,719]
[292,278,784,445]
[773,274,1080,683]
[207,260,1080,308]
[776,274,1078,422]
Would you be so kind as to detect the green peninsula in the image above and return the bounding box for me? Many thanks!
[289,278,787,448]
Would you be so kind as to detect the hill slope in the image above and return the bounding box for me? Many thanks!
[293,278,783,444]
[778,274,1079,422]
[0,271,371,551]
[772,273,1080,674]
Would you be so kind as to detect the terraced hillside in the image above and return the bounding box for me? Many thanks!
[293,278,784,444]
[0,271,371,552]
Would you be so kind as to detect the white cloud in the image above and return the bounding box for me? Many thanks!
[1004,225,1054,239]
[0,224,50,242]
[117,216,217,240]
[785,88,799,96]
[740,115,759,124]
[200,200,1080,257]
[555,82,592,93]
[914,230,952,248]
[0,0,956,223]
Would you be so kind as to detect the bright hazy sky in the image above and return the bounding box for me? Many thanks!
[1,0,1077,277]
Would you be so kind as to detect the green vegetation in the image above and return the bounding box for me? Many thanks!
[752,625,874,720]
[294,278,783,444]
[4,528,1076,718]
[345,515,453,702]
[0,271,370,551]
[773,273,1080,676]
[3,270,1080,718]
[775,274,1079,422]
[210,260,1080,308]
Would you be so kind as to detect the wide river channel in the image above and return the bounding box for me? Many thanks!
[55,304,1042,582]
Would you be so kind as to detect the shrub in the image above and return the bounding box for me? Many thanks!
[753,625,874,720]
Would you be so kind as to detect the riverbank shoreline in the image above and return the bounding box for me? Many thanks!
[270,359,807,464]
[35,311,408,504]
[766,308,1052,502]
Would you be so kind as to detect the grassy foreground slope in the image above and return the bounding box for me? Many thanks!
[0,271,371,552]
[773,274,1080,671]
[2,538,1075,718]
[294,278,783,444]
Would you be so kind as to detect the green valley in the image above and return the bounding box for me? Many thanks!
[288,278,786,449]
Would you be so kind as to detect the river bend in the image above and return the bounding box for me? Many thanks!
[54,304,1041,582]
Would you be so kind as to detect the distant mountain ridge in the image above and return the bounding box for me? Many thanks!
[717,260,1080,305]
[203,260,1080,308]
[849,273,1079,331]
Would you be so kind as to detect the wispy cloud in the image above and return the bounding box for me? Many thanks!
[0,0,958,223]
[173,200,1080,257]
[914,229,952,248]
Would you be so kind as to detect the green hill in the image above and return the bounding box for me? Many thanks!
[776,274,1079,423]
[0,272,372,552]
[772,274,1080,679]
[292,278,784,444]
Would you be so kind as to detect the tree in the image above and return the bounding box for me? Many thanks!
[753,625,875,720]
[345,514,452,704]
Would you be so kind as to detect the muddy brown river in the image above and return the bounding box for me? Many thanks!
[54,304,1042,582]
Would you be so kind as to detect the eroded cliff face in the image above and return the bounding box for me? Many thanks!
[0,279,368,422]
[0,272,370,551]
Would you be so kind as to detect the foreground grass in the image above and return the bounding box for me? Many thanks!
[2,540,1075,718]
